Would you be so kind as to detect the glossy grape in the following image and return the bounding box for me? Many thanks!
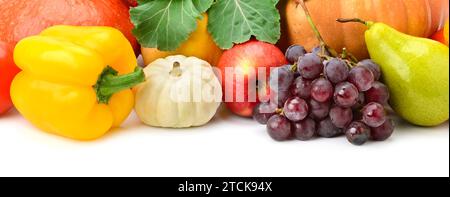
[345,121,370,145]
[365,82,390,105]
[293,118,316,141]
[317,117,342,138]
[333,82,359,108]
[311,78,333,102]
[270,89,291,107]
[348,66,374,91]
[290,77,312,99]
[312,46,331,56]
[257,44,394,145]
[297,53,323,79]
[269,65,294,92]
[309,99,330,120]
[324,58,349,84]
[253,102,277,124]
[371,118,395,141]
[352,93,366,110]
[285,45,307,64]
[358,59,381,81]
[361,102,386,127]
[283,97,309,122]
[283,64,300,78]
[329,107,353,128]
[267,115,292,141]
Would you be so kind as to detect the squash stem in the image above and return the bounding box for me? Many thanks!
[170,61,183,77]
[94,66,145,104]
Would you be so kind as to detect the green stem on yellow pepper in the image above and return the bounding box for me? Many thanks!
[94,66,145,104]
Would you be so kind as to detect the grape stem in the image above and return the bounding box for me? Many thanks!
[296,2,363,67]
[296,0,338,57]
[341,48,348,59]
[275,108,284,115]
[318,54,331,61]
[291,63,298,73]
[344,59,357,68]
[341,48,358,64]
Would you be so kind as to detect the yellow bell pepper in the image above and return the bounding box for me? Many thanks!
[11,26,144,140]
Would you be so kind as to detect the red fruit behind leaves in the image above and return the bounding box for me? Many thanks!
[0,0,138,53]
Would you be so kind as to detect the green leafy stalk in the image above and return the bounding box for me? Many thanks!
[207,0,281,49]
[193,0,215,13]
[130,0,207,51]
[130,0,281,51]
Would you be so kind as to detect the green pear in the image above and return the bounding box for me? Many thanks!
[360,21,449,126]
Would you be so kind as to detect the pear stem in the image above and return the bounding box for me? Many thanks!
[336,18,367,25]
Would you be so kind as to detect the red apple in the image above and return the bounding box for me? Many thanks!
[217,40,288,117]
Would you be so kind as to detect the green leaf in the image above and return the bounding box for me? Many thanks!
[130,0,202,51]
[207,0,281,49]
[136,0,149,4]
[193,0,214,13]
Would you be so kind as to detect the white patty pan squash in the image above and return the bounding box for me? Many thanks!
[135,55,222,128]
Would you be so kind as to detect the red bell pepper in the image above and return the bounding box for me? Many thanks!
[0,41,20,115]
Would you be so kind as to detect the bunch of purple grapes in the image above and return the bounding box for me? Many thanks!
[253,45,395,145]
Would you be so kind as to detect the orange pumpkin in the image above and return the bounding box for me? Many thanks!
[280,0,449,59]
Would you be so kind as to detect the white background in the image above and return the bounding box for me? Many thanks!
[0,106,448,177]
